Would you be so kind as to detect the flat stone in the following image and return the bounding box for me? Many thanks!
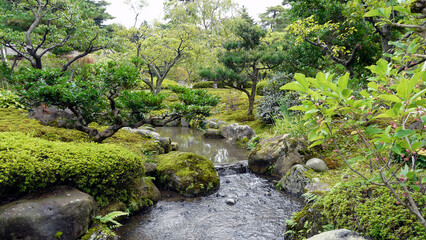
[0,186,97,240]
[307,229,368,240]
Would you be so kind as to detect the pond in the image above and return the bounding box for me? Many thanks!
[117,127,304,240]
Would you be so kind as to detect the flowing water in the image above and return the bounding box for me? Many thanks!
[117,127,304,240]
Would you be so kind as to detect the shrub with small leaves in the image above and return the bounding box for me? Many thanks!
[0,132,145,207]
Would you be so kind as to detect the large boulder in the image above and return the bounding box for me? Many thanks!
[202,129,224,139]
[0,186,97,240]
[155,152,220,197]
[29,105,76,128]
[306,229,368,240]
[220,123,256,142]
[279,164,313,195]
[248,134,310,177]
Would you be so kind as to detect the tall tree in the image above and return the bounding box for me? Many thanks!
[121,23,197,93]
[259,5,287,31]
[200,20,286,116]
[0,0,108,71]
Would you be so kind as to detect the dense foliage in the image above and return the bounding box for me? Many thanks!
[0,132,145,207]
[15,62,219,142]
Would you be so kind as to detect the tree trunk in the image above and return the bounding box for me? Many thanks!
[34,55,43,69]
[155,77,164,94]
[380,24,393,61]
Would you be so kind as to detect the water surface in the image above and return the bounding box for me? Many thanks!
[155,127,249,165]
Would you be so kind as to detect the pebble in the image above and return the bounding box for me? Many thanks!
[225,199,236,205]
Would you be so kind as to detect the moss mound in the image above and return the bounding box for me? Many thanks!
[286,182,426,240]
[155,152,220,197]
[0,132,145,207]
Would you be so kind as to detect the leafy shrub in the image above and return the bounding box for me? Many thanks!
[256,72,300,123]
[255,80,268,95]
[0,90,25,109]
[193,81,213,88]
[0,132,145,207]
[0,62,13,89]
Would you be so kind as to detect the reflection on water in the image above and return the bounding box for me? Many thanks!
[117,173,304,240]
[155,127,249,165]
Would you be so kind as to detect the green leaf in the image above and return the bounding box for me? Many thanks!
[392,144,402,155]
[364,9,380,17]
[281,82,307,92]
[348,156,364,164]
[360,90,370,98]
[376,59,389,75]
[378,94,401,103]
[422,115,426,123]
[394,129,415,138]
[367,82,378,91]
[309,140,323,149]
[365,126,383,135]
[337,73,349,92]
[294,73,309,90]
[397,79,411,100]
[410,184,421,192]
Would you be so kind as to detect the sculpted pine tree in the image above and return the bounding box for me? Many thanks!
[200,20,285,116]
[0,0,108,71]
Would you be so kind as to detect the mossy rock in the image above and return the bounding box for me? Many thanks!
[127,177,161,213]
[155,152,220,197]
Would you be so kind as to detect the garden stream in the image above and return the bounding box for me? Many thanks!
[117,127,304,240]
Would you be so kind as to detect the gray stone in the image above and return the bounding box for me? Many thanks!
[171,142,179,151]
[203,129,224,139]
[307,229,368,240]
[306,158,328,172]
[207,120,218,129]
[225,199,236,205]
[215,161,248,176]
[279,164,312,195]
[220,123,256,142]
[0,186,97,240]
[123,127,161,139]
[304,182,331,194]
[181,118,190,127]
[248,134,310,177]
[29,105,76,129]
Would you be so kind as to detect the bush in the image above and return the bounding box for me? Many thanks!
[193,81,213,88]
[0,90,25,109]
[256,72,300,123]
[256,81,268,96]
[0,132,145,207]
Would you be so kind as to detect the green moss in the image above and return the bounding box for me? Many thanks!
[80,224,116,240]
[288,181,426,240]
[0,132,145,207]
[0,108,87,142]
[155,152,220,196]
